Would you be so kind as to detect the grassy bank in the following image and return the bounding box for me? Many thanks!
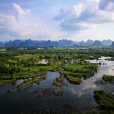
[102,75,114,81]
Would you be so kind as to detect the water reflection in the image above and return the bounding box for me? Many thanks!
[71,59,79,64]
[39,59,48,64]
[16,79,24,85]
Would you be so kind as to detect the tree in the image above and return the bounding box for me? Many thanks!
[11,74,15,79]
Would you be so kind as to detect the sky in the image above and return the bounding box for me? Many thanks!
[0,0,114,42]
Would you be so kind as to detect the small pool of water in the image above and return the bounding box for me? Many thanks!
[39,59,48,64]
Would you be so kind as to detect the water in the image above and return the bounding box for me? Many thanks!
[39,59,48,64]
[0,57,114,114]
[71,59,79,64]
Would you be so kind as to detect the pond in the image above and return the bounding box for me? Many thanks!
[39,59,48,64]
[0,57,114,114]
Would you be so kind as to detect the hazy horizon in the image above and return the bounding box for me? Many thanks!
[0,38,113,43]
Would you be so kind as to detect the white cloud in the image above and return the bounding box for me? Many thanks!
[69,88,83,98]
[53,0,114,31]
[0,13,16,26]
[13,3,31,21]
[0,13,45,38]
[1,1,114,41]
[85,0,100,2]
[82,83,96,90]
[0,15,66,41]
[70,88,77,94]
[53,3,85,21]
[105,2,114,11]
[35,28,67,40]
[78,91,83,98]
[99,0,114,10]
[0,3,68,41]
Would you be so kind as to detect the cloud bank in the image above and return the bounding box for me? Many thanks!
[0,3,66,41]
[53,0,114,31]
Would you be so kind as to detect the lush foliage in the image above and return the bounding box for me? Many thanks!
[102,75,114,81]
[94,90,114,110]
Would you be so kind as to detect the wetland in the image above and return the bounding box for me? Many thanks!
[0,48,114,114]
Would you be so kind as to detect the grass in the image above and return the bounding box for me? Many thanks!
[8,60,17,63]
[65,75,82,84]
[61,71,93,78]
[94,90,114,110]
[15,54,33,60]
[59,61,97,84]
[102,75,114,81]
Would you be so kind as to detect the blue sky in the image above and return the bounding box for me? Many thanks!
[0,0,114,41]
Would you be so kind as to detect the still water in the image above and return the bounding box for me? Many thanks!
[0,57,114,114]
[39,59,48,64]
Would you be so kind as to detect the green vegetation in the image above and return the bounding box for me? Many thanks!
[60,61,97,83]
[102,75,114,81]
[17,76,47,89]
[94,90,114,110]
[1,47,114,114]
[28,76,67,98]
[0,79,16,86]
[65,75,82,84]
[0,48,112,86]
[53,77,64,90]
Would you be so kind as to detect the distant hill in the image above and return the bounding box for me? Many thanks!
[0,42,3,46]
[102,39,113,46]
[0,39,113,47]
[58,39,74,46]
[84,39,94,46]
[92,41,105,46]
[110,41,114,47]
[73,44,79,47]
[78,40,84,46]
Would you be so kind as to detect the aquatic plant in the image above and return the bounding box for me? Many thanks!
[43,88,46,91]
[56,77,59,81]
[17,84,20,88]
[94,90,114,110]
[38,93,43,98]
[65,75,82,84]
[9,88,11,92]
[102,75,114,81]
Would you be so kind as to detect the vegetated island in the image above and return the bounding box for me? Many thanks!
[102,74,114,81]
[60,61,98,84]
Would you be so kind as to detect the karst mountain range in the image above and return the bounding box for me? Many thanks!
[0,39,114,47]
